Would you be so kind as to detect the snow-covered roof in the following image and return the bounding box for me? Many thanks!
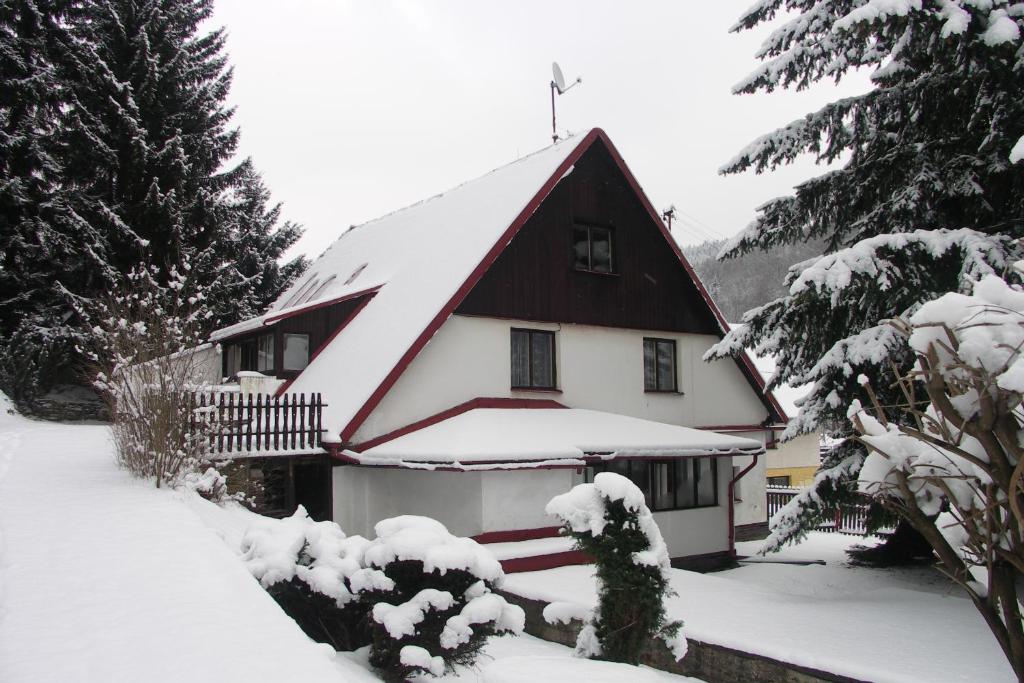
[347,408,765,469]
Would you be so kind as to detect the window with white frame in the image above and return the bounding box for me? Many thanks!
[585,458,718,511]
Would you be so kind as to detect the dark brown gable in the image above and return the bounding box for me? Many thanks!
[456,141,720,334]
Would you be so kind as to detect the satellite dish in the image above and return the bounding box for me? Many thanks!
[552,62,566,93]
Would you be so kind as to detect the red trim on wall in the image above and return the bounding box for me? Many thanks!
[500,550,593,574]
[338,131,602,442]
[473,526,562,544]
[350,396,567,451]
[274,293,377,397]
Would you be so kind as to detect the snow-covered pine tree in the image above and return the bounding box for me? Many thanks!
[709,2,1024,553]
[214,163,308,323]
[0,0,99,405]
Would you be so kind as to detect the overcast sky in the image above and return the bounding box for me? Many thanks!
[210,1,869,259]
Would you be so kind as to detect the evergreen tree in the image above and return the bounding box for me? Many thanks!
[0,0,94,404]
[0,0,306,406]
[709,1,1024,552]
[216,163,307,323]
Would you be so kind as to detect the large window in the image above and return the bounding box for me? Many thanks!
[511,328,556,389]
[283,333,310,371]
[573,225,614,273]
[256,334,275,373]
[643,338,677,392]
[585,458,718,511]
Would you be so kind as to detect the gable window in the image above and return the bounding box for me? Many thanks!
[585,457,718,511]
[283,333,310,372]
[511,328,556,389]
[573,225,614,273]
[257,334,275,373]
[643,338,677,392]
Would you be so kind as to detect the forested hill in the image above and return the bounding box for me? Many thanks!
[682,239,825,323]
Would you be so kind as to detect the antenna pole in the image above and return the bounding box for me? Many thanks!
[550,82,558,143]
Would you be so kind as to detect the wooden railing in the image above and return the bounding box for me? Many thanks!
[767,486,884,536]
[191,392,326,456]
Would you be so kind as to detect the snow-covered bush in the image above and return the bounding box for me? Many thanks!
[848,265,1024,679]
[546,472,685,664]
[241,506,372,650]
[79,263,216,487]
[357,516,525,682]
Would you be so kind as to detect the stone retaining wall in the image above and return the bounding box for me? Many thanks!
[499,591,867,683]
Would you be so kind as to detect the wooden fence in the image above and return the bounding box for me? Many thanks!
[767,486,880,536]
[190,392,326,456]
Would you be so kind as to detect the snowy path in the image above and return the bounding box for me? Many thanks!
[0,408,360,683]
[504,534,1015,683]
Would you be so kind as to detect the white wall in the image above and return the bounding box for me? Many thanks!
[333,466,484,538]
[767,432,820,470]
[730,439,769,528]
[480,469,575,532]
[655,458,732,558]
[354,314,770,442]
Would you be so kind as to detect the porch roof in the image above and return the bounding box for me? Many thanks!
[343,408,765,470]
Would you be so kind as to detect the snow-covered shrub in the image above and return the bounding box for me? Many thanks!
[546,472,685,664]
[848,264,1024,679]
[79,263,216,487]
[241,506,372,650]
[357,516,524,682]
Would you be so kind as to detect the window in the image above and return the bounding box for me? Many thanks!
[573,225,614,273]
[283,333,310,372]
[767,475,791,488]
[643,338,677,392]
[257,334,274,373]
[511,328,556,389]
[224,344,242,378]
[585,457,718,511]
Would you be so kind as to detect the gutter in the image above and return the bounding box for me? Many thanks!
[727,451,760,558]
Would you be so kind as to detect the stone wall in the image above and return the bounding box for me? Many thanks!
[500,591,867,683]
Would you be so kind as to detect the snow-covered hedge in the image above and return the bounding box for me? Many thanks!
[240,510,523,680]
[546,472,685,664]
[357,516,524,682]
[240,506,372,649]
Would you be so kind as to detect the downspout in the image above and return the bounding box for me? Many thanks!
[727,451,761,558]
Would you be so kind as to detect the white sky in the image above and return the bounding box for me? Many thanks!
[210,1,869,259]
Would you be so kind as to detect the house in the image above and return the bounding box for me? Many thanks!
[206,128,787,571]
[752,354,821,489]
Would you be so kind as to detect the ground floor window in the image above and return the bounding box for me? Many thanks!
[584,457,718,511]
[767,475,791,487]
[224,456,331,520]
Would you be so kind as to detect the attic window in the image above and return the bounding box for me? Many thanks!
[344,263,368,285]
[573,225,614,273]
[299,275,336,305]
[281,277,319,308]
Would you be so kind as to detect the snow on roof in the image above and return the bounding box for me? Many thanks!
[349,408,764,468]
[252,132,592,440]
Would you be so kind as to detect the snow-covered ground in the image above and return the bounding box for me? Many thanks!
[0,400,698,682]
[504,533,1014,683]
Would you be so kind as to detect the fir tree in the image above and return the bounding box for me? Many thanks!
[216,163,307,323]
[709,2,1024,553]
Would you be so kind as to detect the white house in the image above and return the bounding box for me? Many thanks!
[207,128,787,571]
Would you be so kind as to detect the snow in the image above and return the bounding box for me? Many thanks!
[239,133,592,441]
[0,401,355,682]
[1011,135,1024,163]
[363,515,506,582]
[483,536,575,561]
[355,407,764,465]
[504,533,1014,682]
[482,655,687,683]
[400,645,446,677]
[982,9,1020,45]
[373,589,455,639]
